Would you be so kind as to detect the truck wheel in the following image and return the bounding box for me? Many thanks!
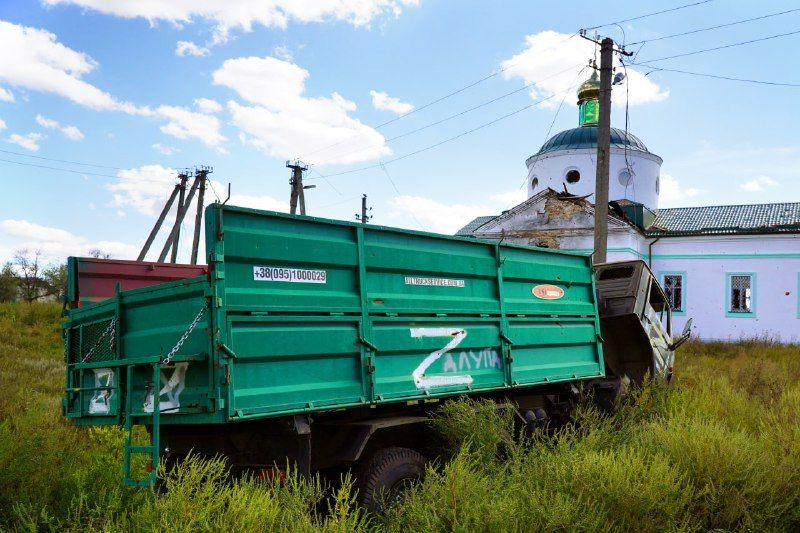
[356,447,425,514]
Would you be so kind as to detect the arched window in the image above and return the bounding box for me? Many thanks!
[531,176,539,191]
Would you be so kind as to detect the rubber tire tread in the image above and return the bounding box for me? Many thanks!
[356,446,426,514]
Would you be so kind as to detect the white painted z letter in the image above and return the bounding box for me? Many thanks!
[410,328,472,389]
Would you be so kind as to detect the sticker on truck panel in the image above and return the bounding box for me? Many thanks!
[410,328,473,389]
[143,362,188,414]
[253,266,327,284]
[531,284,564,300]
[88,368,115,414]
[405,276,465,288]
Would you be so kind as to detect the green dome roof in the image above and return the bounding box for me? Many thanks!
[535,126,651,156]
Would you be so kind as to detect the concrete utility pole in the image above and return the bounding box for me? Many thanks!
[592,37,614,265]
[190,167,210,264]
[170,172,189,263]
[356,194,372,224]
[287,160,309,215]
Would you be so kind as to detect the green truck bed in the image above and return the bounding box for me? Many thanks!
[63,204,605,427]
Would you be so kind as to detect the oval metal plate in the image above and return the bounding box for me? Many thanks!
[531,284,564,300]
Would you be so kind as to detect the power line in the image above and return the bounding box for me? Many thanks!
[310,86,578,181]
[637,63,800,87]
[0,157,121,179]
[0,147,125,170]
[627,7,800,46]
[0,156,187,183]
[583,0,715,31]
[319,63,584,165]
[633,28,800,64]
[300,33,579,161]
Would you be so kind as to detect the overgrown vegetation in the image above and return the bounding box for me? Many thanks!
[2,301,799,531]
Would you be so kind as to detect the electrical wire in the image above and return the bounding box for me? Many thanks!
[583,0,715,31]
[316,63,584,165]
[633,28,800,64]
[310,84,581,181]
[637,63,800,87]
[0,157,122,179]
[0,147,125,170]
[0,156,186,183]
[299,33,579,161]
[627,7,800,46]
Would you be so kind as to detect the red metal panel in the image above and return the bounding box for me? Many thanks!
[69,257,207,307]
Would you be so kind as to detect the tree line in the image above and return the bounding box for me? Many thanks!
[0,248,110,303]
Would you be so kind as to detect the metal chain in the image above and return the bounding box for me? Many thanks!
[163,305,206,365]
[81,318,117,363]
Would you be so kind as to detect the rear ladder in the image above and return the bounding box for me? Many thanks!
[123,361,161,487]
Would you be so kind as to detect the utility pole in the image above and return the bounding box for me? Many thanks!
[592,37,614,265]
[355,194,372,224]
[190,166,210,264]
[287,160,309,215]
[170,171,189,263]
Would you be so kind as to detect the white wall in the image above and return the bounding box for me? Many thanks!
[651,235,800,342]
[525,148,662,212]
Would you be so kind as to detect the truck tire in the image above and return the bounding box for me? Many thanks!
[356,447,425,514]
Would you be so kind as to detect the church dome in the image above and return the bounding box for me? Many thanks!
[535,126,651,156]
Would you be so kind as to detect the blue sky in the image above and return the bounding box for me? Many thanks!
[1,0,799,264]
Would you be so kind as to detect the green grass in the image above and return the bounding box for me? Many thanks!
[1,301,799,531]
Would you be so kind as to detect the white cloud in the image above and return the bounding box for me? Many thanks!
[152,143,179,155]
[272,45,293,62]
[44,0,418,47]
[369,90,413,115]
[659,173,703,206]
[0,218,138,263]
[155,105,225,146]
[107,164,178,216]
[35,114,58,129]
[35,114,84,140]
[227,190,286,212]
[195,97,222,113]
[388,195,488,234]
[0,20,144,114]
[490,188,527,206]
[740,175,778,192]
[61,124,84,140]
[215,56,389,165]
[8,132,43,151]
[176,40,209,57]
[500,31,668,108]
[0,86,14,102]
[0,119,6,130]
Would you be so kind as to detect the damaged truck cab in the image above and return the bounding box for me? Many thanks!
[595,260,691,389]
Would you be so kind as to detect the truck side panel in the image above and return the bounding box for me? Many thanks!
[208,206,604,422]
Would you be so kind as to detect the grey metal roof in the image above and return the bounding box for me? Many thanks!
[535,126,650,156]
[455,215,496,236]
[648,202,800,236]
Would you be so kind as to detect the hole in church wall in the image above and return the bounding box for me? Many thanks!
[566,169,581,184]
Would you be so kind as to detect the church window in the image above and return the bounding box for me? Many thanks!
[531,176,539,191]
[662,273,684,313]
[727,273,755,316]
[566,169,581,184]
[618,169,632,187]
[656,175,661,194]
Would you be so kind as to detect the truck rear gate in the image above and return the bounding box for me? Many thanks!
[63,204,605,485]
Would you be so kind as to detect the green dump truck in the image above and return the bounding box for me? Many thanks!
[63,204,689,508]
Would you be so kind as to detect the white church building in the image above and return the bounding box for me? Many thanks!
[458,72,800,342]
